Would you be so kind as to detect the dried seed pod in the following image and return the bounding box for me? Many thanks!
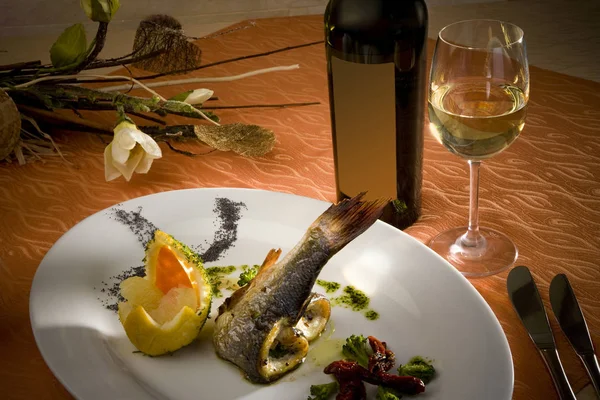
[132,14,202,73]
[0,89,21,160]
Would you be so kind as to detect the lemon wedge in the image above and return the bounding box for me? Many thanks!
[123,305,204,356]
[118,230,212,356]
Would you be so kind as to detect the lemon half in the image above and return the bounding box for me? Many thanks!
[118,230,212,356]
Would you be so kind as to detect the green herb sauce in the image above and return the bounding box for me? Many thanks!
[330,285,379,320]
[206,265,237,297]
[332,285,370,311]
[316,279,341,293]
[206,265,237,276]
[364,309,379,320]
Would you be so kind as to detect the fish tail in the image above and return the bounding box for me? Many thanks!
[312,193,387,254]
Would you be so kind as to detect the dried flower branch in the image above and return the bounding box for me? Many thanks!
[8,84,220,124]
[0,0,320,178]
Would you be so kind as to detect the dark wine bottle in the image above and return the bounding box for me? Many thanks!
[324,0,428,229]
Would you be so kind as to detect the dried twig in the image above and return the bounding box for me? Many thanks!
[164,141,215,156]
[64,40,324,85]
[71,22,109,73]
[19,115,70,163]
[12,85,220,126]
[14,73,166,100]
[86,49,166,70]
[0,60,42,72]
[25,74,218,126]
[202,101,319,110]
[18,104,112,132]
[97,64,300,92]
[128,112,166,125]
[137,40,323,81]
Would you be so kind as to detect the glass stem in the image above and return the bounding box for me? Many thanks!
[462,160,485,247]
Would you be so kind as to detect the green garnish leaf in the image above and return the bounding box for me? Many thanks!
[80,0,120,22]
[376,386,403,400]
[168,90,193,102]
[397,356,436,384]
[237,264,260,287]
[341,334,371,368]
[50,23,88,68]
[308,381,339,400]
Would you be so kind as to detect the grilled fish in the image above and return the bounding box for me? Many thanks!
[213,194,386,383]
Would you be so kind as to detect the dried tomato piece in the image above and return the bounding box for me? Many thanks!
[325,360,360,379]
[324,361,366,400]
[367,336,395,373]
[336,378,366,400]
[325,360,425,395]
[364,371,425,394]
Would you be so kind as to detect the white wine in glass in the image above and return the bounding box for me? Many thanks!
[429,80,527,159]
[428,20,529,277]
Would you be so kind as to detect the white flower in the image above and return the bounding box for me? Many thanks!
[104,121,162,182]
[183,89,214,105]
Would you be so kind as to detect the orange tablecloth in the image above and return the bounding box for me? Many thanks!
[1,15,599,400]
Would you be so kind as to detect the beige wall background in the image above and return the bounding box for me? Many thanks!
[1,0,598,83]
[0,0,504,36]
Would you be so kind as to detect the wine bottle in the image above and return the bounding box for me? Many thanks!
[324,0,428,229]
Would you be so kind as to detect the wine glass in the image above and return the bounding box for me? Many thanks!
[428,20,529,278]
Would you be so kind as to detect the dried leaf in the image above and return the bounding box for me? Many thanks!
[194,123,275,157]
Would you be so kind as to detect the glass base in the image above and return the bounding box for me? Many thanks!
[428,226,518,278]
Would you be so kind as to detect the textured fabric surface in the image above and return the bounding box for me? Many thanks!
[1,15,599,400]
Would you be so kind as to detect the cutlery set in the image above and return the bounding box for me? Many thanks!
[508,266,600,400]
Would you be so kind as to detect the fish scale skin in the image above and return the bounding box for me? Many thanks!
[213,230,330,382]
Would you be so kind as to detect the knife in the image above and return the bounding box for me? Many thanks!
[550,274,600,397]
[507,266,576,400]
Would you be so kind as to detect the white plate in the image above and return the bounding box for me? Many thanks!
[30,188,513,400]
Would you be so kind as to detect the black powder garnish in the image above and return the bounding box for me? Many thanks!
[111,206,157,248]
[199,198,246,262]
[98,197,247,313]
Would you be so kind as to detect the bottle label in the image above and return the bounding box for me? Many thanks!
[331,56,397,200]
